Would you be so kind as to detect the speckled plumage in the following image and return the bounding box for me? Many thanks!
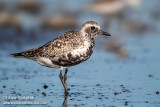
[13,30,95,67]
[13,21,111,67]
[12,21,111,94]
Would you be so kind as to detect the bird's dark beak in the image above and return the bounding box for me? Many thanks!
[100,30,111,36]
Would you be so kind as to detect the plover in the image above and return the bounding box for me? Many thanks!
[87,0,141,28]
[0,12,21,29]
[105,36,128,58]
[12,21,111,94]
[87,0,125,15]
[42,12,78,30]
[87,0,141,15]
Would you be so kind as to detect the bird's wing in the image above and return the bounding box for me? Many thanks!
[33,31,83,58]
[12,31,83,59]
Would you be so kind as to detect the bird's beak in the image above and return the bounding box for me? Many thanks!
[100,30,111,36]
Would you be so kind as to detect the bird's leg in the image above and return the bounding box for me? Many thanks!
[62,94,68,107]
[64,68,68,88]
[59,67,68,94]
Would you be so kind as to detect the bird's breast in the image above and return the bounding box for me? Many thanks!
[57,41,95,67]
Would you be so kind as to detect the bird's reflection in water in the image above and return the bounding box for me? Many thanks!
[62,94,68,107]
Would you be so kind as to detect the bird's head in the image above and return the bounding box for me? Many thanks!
[80,21,111,39]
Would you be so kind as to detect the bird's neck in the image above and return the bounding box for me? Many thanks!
[84,35,95,50]
[80,31,95,48]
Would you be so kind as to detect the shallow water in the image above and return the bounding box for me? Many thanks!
[0,0,160,107]
[0,34,160,107]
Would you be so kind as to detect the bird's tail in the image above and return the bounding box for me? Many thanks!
[11,52,25,58]
[11,48,38,58]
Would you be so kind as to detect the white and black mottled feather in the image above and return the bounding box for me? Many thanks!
[12,21,111,68]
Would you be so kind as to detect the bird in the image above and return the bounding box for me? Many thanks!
[12,21,111,95]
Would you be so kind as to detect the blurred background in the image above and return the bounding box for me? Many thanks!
[0,0,160,107]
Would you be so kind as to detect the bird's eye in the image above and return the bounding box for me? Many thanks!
[91,26,95,30]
